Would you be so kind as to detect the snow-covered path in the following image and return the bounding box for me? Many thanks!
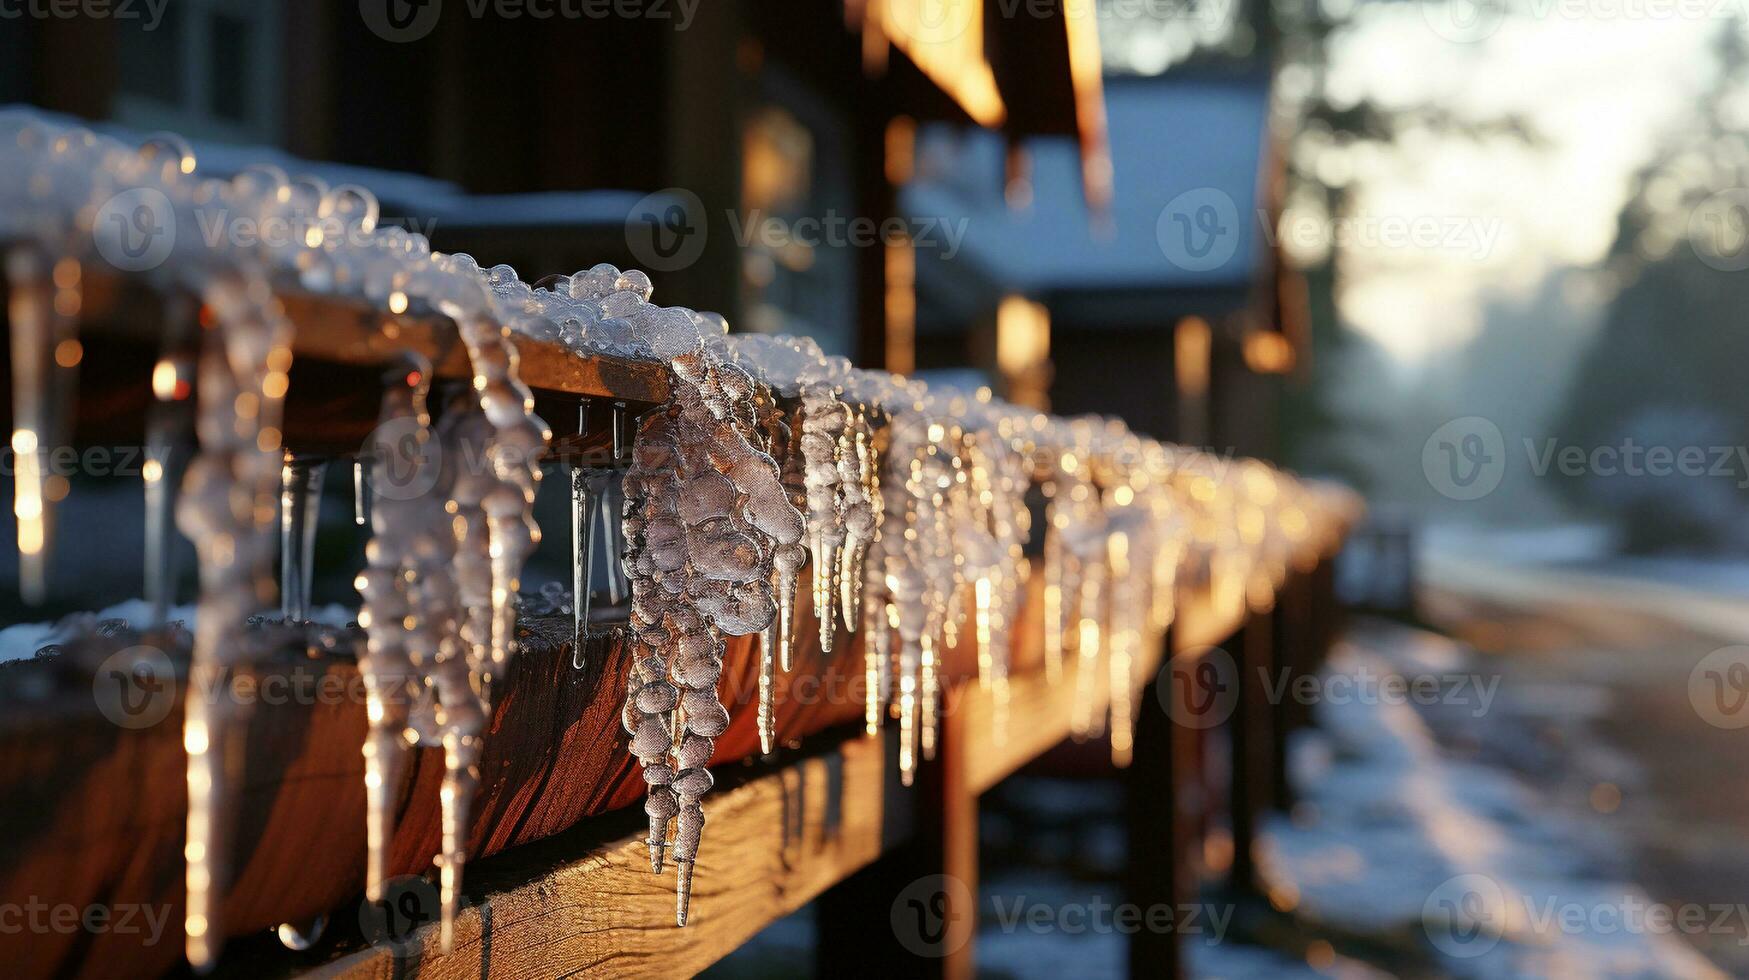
[1266,618,1734,977]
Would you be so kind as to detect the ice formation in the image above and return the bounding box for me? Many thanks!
[0,110,1356,963]
[619,344,803,925]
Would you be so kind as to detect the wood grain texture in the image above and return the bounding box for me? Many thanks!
[0,573,926,980]
[284,574,1268,980]
[75,273,672,407]
[958,579,1247,796]
[310,733,887,980]
[278,292,670,406]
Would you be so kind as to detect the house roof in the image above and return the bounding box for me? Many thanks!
[901,70,1274,298]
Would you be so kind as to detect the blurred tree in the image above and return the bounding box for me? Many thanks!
[1259,0,1533,491]
[1551,22,1749,552]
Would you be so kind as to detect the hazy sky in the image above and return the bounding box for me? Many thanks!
[1317,11,1718,366]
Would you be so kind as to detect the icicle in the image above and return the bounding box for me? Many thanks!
[974,575,994,692]
[884,600,901,720]
[178,265,296,972]
[776,561,799,673]
[862,614,883,736]
[839,411,878,628]
[600,478,626,605]
[145,296,197,628]
[1107,532,1134,767]
[279,455,326,621]
[427,407,494,948]
[438,730,481,951]
[353,458,367,526]
[862,556,888,736]
[920,620,940,763]
[355,361,437,904]
[1042,503,1065,685]
[7,248,53,604]
[800,387,848,652]
[897,626,920,786]
[570,462,598,660]
[619,341,802,927]
[1071,558,1103,741]
[759,599,778,755]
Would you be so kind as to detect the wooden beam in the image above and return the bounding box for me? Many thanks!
[74,272,672,408]
[277,293,671,406]
[1127,622,1184,980]
[311,733,888,980]
[957,580,1249,796]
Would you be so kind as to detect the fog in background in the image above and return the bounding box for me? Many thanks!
[1282,10,1749,566]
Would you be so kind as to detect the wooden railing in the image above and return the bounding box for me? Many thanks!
[0,279,1357,980]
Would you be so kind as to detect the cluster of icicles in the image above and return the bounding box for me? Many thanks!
[0,112,1356,965]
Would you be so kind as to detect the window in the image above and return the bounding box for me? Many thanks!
[113,0,283,144]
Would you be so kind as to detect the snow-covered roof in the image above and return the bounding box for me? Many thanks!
[901,71,1274,295]
[7,106,645,231]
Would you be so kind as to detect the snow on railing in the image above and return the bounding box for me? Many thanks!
[0,109,1360,970]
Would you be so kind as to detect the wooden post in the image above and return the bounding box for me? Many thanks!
[1126,623,1183,979]
[815,703,978,980]
[1228,603,1274,892]
[1270,573,1303,810]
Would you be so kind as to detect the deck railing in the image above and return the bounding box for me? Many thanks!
[0,112,1361,980]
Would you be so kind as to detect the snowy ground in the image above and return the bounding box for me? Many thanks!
[1420,520,1749,603]
[1264,622,1729,978]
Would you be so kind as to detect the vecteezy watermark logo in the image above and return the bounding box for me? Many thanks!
[1157,188,1240,273]
[1423,873,1507,957]
[1523,438,1749,487]
[93,187,175,273]
[1424,874,1749,957]
[1259,209,1504,261]
[1262,666,1500,717]
[1159,645,1238,729]
[1423,416,1506,501]
[625,187,707,274]
[0,0,171,29]
[1421,0,1508,43]
[92,645,176,729]
[360,0,444,42]
[891,874,974,958]
[364,0,700,42]
[987,895,1234,939]
[360,416,443,502]
[728,211,970,259]
[1690,189,1749,272]
[1690,646,1749,730]
[0,898,174,945]
[359,874,442,955]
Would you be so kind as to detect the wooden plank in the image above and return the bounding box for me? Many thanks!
[73,272,671,407]
[0,426,1338,980]
[308,733,888,980]
[269,564,1276,980]
[278,292,671,405]
[0,575,909,980]
[959,579,1248,796]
